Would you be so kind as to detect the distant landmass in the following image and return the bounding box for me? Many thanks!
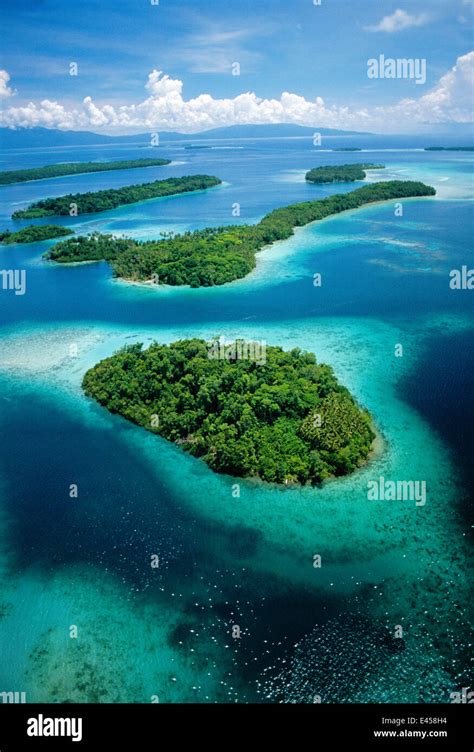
[0,124,374,150]
[0,128,115,149]
[173,124,374,139]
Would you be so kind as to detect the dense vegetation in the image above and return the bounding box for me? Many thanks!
[82,339,375,484]
[47,180,436,287]
[46,232,136,262]
[0,224,73,244]
[305,163,384,183]
[0,158,171,186]
[12,175,221,218]
[334,148,362,152]
[424,147,474,151]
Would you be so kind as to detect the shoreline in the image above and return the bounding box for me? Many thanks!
[0,159,175,188]
[237,421,386,491]
[109,192,437,291]
[13,177,223,220]
[81,335,384,490]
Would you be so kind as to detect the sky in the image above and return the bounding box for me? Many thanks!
[0,0,473,134]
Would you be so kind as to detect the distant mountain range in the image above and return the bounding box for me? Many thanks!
[0,124,374,149]
[173,124,374,139]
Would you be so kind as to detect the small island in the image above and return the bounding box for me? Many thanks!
[12,175,222,218]
[305,163,384,183]
[0,225,74,244]
[82,338,375,484]
[46,180,436,287]
[333,148,362,152]
[0,158,172,186]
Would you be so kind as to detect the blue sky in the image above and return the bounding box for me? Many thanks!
[0,0,473,133]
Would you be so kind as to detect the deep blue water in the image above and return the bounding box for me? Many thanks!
[400,329,474,535]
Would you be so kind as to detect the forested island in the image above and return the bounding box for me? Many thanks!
[0,158,171,186]
[82,338,375,484]
[0,225,74,244]
[12,175,221,218]
[333,148,362,152]
[46,180,436,287]
[305,163,384,183]
[424,147,474,152]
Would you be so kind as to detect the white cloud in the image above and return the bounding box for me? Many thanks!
[1,54,473,135]
[175,24,266,74]
[195,30,250,45]
[366,9,430,33]
[145,71,183,98]
[397,49,474,122]
[0,70,14,98]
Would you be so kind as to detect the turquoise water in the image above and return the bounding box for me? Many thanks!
[0,136,472,702]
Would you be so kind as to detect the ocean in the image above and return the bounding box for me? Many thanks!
[0,134,472,702]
